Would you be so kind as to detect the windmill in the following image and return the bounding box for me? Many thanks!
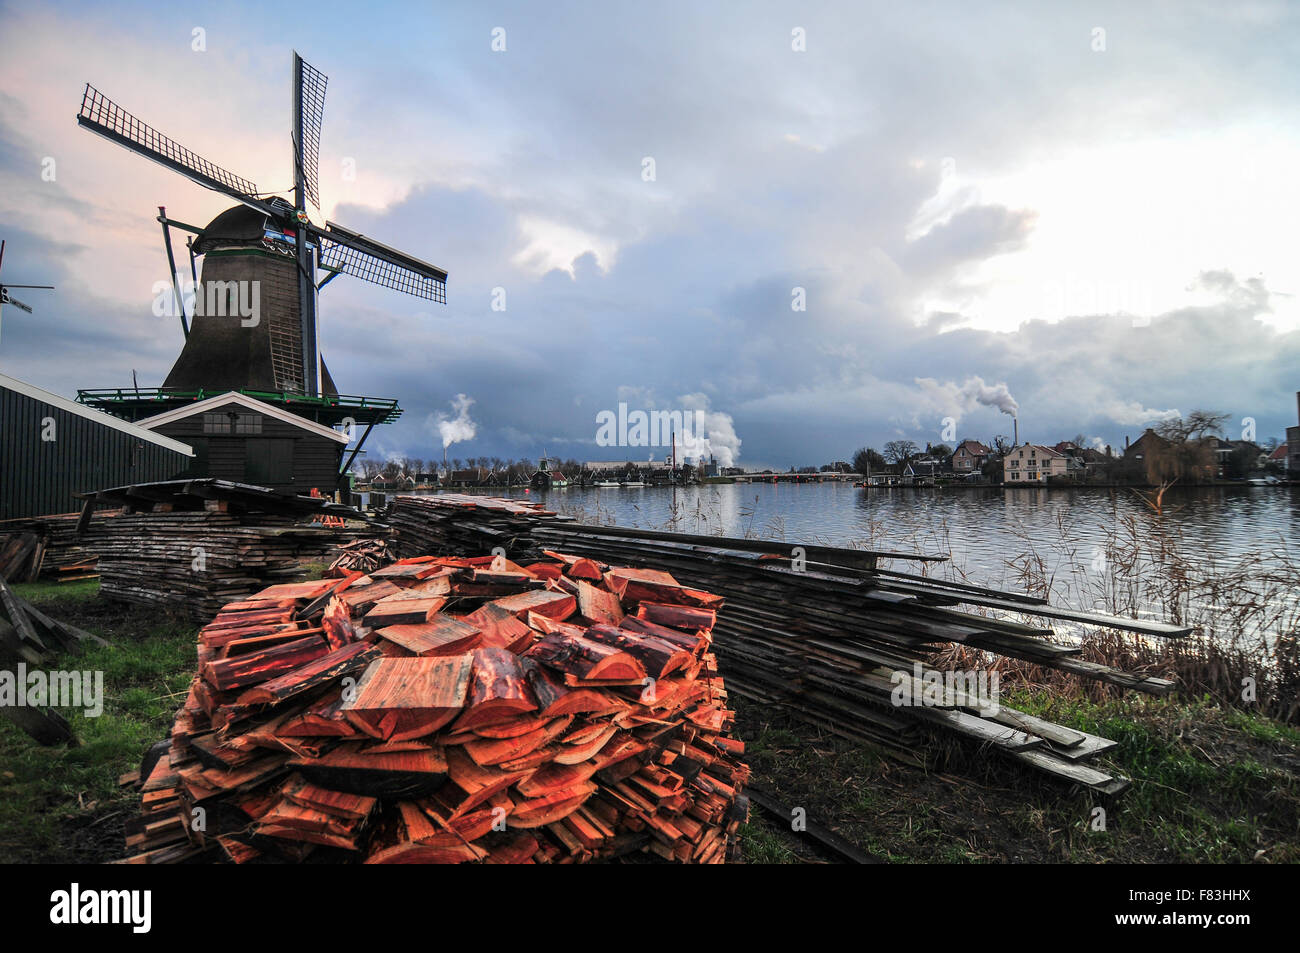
[73,53,446,471]
[0,240,55,352]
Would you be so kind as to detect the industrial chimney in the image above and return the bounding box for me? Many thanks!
[1013,416,1019,448]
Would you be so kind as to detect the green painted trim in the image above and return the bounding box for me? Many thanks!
[203,248,292,261]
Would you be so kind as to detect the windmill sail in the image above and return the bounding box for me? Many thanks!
[293,54,328,210]
[77,86,266,210]
[0,290,34,313]
[316,223,448,302]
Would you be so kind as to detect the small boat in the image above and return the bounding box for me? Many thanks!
[594,481,621,488]
[1247,475,1281,486]
[621,481,646,487]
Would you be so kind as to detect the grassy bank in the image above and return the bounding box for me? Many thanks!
[735,690,1299,863]
[0,580,196,863]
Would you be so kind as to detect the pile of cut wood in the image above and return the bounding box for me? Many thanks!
[0,576,107,745]
[0,512,117,583]
[88,511,336,621]
[386,496,1193,797]
[327,538,394,577]
[75,480,378,621]
[385,493,561,557]
[123,551,748,864]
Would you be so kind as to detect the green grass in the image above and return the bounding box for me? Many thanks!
[0,580,198,863]
[737,689,1299,864]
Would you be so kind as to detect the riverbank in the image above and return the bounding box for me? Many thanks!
[1,575,1295,863]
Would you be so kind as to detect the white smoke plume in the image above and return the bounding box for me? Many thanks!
[916,375,1019,420]
[676,393,742,467]
[431,394,477,449]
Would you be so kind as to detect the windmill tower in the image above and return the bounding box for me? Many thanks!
[72,53,447,472]
[0,240,54,353]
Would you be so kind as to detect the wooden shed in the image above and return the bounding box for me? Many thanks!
[136,392,348,496]
[0,372,194,519]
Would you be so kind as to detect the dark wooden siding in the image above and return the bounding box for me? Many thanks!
[1,385,193,519]
[149,401,343,494]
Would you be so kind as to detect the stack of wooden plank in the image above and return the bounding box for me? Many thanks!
[385,496,1194,796]
[88,511,343,621]
[385,494,563,558]
[0,512,119,582]
[71,480,380,621]
[122,552,748,864]
[327,538,394,577]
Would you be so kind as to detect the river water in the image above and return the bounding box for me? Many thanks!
[384,483,1300,641]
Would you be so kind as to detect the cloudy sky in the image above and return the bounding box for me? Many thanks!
[1,0,1297,469]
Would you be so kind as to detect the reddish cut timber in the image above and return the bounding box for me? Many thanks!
[452,647,539,731]
[462,715,570,767]
[379,617,481,657]
[342,655,474,741]
[576,580,625,625]
[369,562,449,582]
[619,615,709,655]
[635,602,716,633]
[291,744,450,799]
[581,623,689,679]
[250,580,336,602]
[204,608,296,630]
[520,655,626,717]
[491,588,576,621]
[200,635,329,691]
[461,603,535,654]
[217,597,300,614]
[276,774,374,816]
[604,569,724,609]
[526,614,587,640]
[525,630,647,683]
[363,596,448,628]
[553,723,620,764]
[521,562,564,580]
[509,785,596,828]
[276,691,356,736]
[322,596,359,650]
[603,566,680,597]
[337,580,403,611]
[381,574,453,599]
[236,641,381,707]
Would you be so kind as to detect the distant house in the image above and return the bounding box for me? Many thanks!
[448,467,490,487]
[1124,429,1168,461]
[530,456,568,489]
[1004,444,1079,484]
[951,440,990,474]
[1268,443,1288,470]
[1052,441,1110,481]
[909,455,941,482]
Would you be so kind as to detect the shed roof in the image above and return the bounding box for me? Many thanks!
[0,371,193,456]
[135,391,350,445]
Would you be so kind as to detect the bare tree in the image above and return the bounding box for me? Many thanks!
[883,440,919,464]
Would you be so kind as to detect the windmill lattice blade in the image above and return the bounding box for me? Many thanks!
[77,85,261,202]
[316,226,447,303]
[0,291,33,313]
[295,56,327,209]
